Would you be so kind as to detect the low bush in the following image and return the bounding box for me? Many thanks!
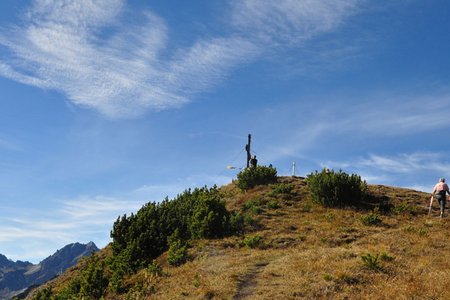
[147,260,163,277]
[267,200,280,209]
[243,199,263,214]
[110,186,231,271]
[306,169,367,207]
[230,211,245,234]
[167,230,188,266]
[392,201,418,215]
[243,235,263,248]
[31,286,53,300]
[361,251,395,272]
[361,208,382,226]
[48,254,108,300]
[361,253,382,271]
[189,194,230,239]
[236,165,277,191]
[270,183,294,196]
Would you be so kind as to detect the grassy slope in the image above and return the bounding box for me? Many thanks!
[30,176,450,299]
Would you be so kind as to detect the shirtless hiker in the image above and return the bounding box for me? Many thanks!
[432,178,450,218]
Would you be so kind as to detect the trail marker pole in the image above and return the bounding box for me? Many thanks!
[245,134,251,169]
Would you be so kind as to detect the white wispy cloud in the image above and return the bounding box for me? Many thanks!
[60,196,143,219]
[323,151,450,191]
[324,152,450,176]
[255,92,450,164]
[231,0,359,46]
[0,1,254,118]
[358,152,450,174]
[0,1,181,118]
[354,95,450,135]
[0,196,142,262]
[0,0,359,118]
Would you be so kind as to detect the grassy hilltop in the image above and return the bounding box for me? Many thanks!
[27,169,450,299]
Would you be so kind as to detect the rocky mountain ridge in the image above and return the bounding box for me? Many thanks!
[0,242,98,300]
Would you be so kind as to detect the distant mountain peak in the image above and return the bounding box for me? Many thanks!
[0,242,98,299]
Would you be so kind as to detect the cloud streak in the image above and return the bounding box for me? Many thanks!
[258,92,450,163]
[0,0,359,118]
[323,151,450,191]
[0,196,142,262]
[358,152,450,174]
[231,0,359,46]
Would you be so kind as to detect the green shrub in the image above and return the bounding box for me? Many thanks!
[230,211,245,234]
[361,253,382,271]
[323,273,333,281]
[418,228,428,236]
[79,254,108,299]
[361,251,395,272]
[236,165,277,191]
[243,235,263,248]
[243,199,263,214]
[107,253,130,293]
[167,240,187,266]
[167,230,188,266]
[55,277,82,299]
[110,186,232,271]
[361,208,382,226]
[31,286,53,300]
[270,183,294,196]
[243,213,260,228]
[147,260,163,277]
[306,169,367,207]
[267,200,280,209]
[392,201,418,215]
[189,194,230,239]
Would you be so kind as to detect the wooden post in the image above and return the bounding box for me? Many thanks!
[245,134,251,168]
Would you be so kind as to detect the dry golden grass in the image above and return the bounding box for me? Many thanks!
[31,176,450,299]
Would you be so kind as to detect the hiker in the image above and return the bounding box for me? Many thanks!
[432,178,450,217]
[250,155,258,168]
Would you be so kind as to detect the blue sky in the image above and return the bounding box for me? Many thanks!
[0,0,449,263]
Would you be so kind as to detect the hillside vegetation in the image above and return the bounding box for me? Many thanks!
[27,167,450,299]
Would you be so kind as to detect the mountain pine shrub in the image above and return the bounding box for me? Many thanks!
[267,199,280,209]
[306,169,367,207]
[230,211,245,234]
[79,254,109,299]
[31,285,53,300]
[167,230,187,266]
[189,193,230,239]
[147,260,163,277]
[269,183,294,196]
[236,165,277,191]
[243,199,263,214]
[361,208,382,226]
[243,235,263,249]
[110,186,232,272]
